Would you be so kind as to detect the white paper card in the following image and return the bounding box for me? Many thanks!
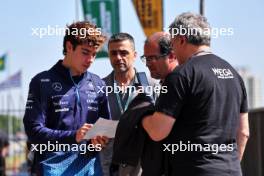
[84,118,119,140]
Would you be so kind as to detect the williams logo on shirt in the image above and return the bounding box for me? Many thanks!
[211,68,234,79]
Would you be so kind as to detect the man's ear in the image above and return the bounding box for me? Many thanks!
[66,41,73,53]
[168,52,176,63]
[179,36,186,45]
[133,51,137,61]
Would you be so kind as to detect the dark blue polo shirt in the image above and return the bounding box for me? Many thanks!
[23,60,111,174]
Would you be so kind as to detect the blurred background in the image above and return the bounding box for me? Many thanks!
[0,0,263,175]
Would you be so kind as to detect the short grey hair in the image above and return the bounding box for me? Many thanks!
[169,12,211,46]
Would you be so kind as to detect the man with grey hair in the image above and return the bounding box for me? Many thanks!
[142,12,249,176]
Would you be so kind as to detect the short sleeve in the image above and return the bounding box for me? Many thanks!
[239,76,248,113]
[155,73,189,119]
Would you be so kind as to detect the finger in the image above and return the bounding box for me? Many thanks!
[80,126,93,131]
[78,130,86,136]
[76,133,83,143]
[101,136,109,142]
[96,137,103,144]
[80,126,92,133]
[97,136,109,144]
[83,123,93,128]
[99,137,107,144]
[81,129,89,133]
[91,138,99,145]
[97,136,107,147]
[78,129,88,137]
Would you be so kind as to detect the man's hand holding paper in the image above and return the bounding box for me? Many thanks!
[84,118,119,140]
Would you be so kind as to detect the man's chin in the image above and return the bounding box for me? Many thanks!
[82,65,90,71]
[115,67,127,73]
[151,73,160,79]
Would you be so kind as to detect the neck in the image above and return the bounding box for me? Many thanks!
[62,57,81,76]
[193,45,211,55]
[183,45,210,62]
[114,68,135,86]
[162,61,178,82]
[169,61,178,72]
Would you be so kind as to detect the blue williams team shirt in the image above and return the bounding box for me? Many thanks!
[23,60,111,175]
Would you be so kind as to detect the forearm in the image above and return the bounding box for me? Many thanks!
[142,115,156,139]
[142,112,175,141]
[237,131,249,161]
[24,122,77,144]
[236,113,249,161]
[24,79,77,144]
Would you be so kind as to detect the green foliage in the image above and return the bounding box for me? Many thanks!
[0,115,23,134]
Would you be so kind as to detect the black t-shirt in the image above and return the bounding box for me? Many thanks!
[156,54,248,176]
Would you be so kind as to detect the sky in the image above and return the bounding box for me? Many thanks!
[0,0,264,111]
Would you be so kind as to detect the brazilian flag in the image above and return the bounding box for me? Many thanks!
[0,54,6,71]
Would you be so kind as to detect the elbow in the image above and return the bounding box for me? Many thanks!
[24,123,43,143]
[238,129,250,142]
[241,130,250,140]
[142,119,165,141]
[142,115,170,141]
[148,130,166,142]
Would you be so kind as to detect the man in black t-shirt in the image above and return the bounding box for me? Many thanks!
[142,12,249,176]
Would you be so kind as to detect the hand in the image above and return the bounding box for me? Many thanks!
[91,136,109,148]
[76,123,93,143]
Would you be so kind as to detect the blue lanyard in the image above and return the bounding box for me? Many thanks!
[114,80,134,114]
[69,71,82,106]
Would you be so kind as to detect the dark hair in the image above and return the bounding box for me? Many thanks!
[158,36,172,55]
[0,130,9,150]
[63,21,107,55]
[145,34,172,55]
[108,33,135,50]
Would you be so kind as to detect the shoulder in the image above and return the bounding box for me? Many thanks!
[27,71,51,98]
[88,71,100,79]
[30,70,50,85]
[103,71,114,85]
[147,76,160,91]
[173,54,234,79]
[167,63,190,81]
[166,70,189,87]
[87,71,105,86]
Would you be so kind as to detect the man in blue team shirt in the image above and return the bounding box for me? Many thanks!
[23,21,111,176]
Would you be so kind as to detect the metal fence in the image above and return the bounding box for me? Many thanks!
[241,108,264,176]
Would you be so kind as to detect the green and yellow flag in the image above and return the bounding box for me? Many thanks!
[0,54,6,71]
[81,0,120,58]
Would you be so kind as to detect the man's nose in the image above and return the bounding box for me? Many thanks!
[86,55,95,62]
[146,60,153,67]
[115,53,123,61]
